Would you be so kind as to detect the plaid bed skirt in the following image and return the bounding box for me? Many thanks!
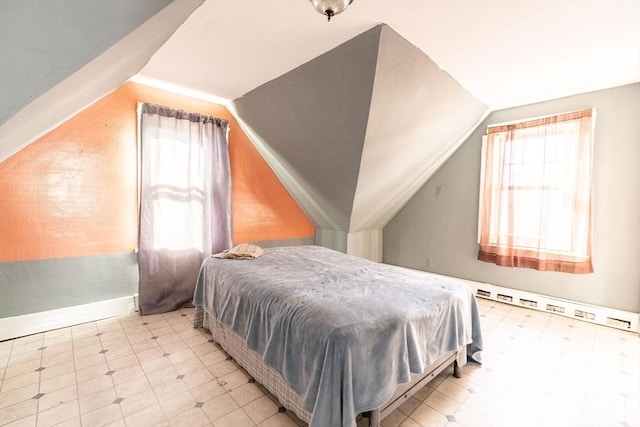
[194,305,312,423]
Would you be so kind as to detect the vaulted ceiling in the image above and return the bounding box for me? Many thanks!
[230,25,487,232]
[1,0,639,236]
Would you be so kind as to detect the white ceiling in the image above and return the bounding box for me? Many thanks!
[140,0,640,110]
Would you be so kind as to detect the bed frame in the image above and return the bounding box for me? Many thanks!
[196,307,462,427]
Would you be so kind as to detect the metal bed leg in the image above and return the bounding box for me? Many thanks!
[453,360,461,378]
[368,409,381,427]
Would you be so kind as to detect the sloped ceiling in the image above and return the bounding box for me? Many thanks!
[231,26,381,231]
[0,0,173,125]
[232,25,488,232]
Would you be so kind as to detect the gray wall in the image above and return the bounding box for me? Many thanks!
[384,83,640,313]
[0,0,171,125]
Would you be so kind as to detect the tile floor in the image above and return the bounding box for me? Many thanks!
[1,298,638,427]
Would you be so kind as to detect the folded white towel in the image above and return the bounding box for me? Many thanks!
[212,243,264,260]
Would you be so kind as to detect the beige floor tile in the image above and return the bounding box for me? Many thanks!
[228,383,264,407]
[176,327,204,340]
[157,390,197,419]
[102,418,127,427]
[152,378,188,402]
[159,339,190,354]
[40,343,72,359]
[148,326,173,338]
[46,416,81,427]
[3,360,41,380]
[1,372,40,393]
[198,350,228,367]
[168,348,197,365]
[2,413,36,427]
[182,368,214,390]
[435,379,469,403]
[36,385,77,413]
[0,383,39,410]
[451,403,491,427]
[141,356,173,375]
[397,397,422,416]
[258,412,301,427]
[123,326,148,338]
[184,334,209,348]
[189,380,227,403]
[80,403,124,426]
[39,361,75,383]
[217,369,249,392]
[380,409,406,427]
[190,342,217,357]
[212,408,254,427]
[207,360,238,378]
[114,376,151,399]
[146,365,179,389]
[408,403,448,427]
[127,332,153,345]
[124,403,167,427]
[146,319,171,330]
[73,353,106,371]
[424,389,462,416]
[130,340,159,354]
[77,375,113,398]
[75,362,110,384]
[111,365,146,386]
[38,372,76,395]
[72,336,101,350]
[40,351,72,369]
[201,394,238,421]
[119,388,158,417]
[0,399,38,426]
[35,399,79,427]
[156,333,182,348]
[98,329,127,342]
[78,386,116,415]
[398,416,422,427]
[135,346,165,364]
[104,344,134,362]
[411,385,435,402]
[242,395,278,424]
[72,344,102,361]
[10,343,42,357]
[106,354,139,372]
[167,407,212,427]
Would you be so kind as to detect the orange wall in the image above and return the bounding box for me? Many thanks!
[0,82,314,262]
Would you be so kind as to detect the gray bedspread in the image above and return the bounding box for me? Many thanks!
[193,245,482,427]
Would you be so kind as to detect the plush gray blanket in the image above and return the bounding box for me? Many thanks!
[193,245,482,427]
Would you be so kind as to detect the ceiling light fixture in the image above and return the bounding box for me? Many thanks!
[309,0,353,21]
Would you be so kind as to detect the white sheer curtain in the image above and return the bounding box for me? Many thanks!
[138,103,232,314]
[478,108,594,273]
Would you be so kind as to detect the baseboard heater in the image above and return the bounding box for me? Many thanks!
[473,282,639,333]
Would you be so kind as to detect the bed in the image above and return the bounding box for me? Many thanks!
[193,245,482,427]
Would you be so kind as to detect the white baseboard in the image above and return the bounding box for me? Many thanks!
[464,281,639,333]
[0,296,137,341]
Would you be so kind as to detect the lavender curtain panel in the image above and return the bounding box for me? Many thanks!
[138,103,232,314]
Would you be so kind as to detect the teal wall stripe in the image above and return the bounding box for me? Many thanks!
[0,253,138,318]
[0,237,316,319]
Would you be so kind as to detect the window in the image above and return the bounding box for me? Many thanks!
[477,109,595,273]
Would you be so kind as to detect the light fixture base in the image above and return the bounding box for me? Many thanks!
[309,0,353,21]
